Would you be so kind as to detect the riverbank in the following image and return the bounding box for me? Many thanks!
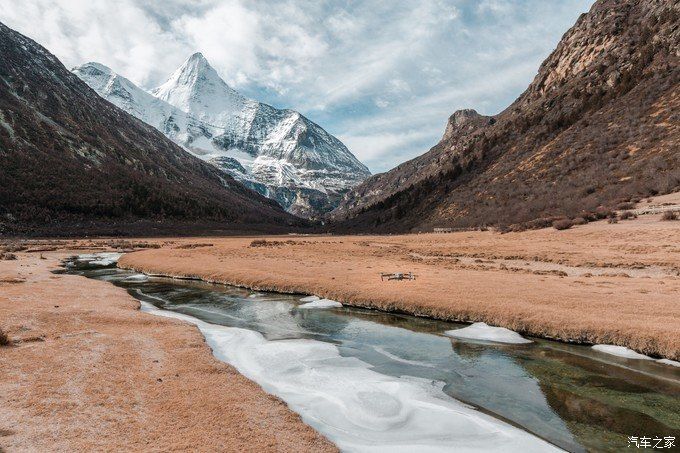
[0,253,335,452]
[118,215,680,360]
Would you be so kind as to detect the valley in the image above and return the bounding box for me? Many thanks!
[0,0,678,451]
[114,210,680,361]
[1,207,679,451]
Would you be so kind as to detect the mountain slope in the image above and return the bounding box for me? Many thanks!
[0,21,304,236]
[333,0,679,232]
[331,109,495,220]
[74,53,371,218]
[72,62,196,141]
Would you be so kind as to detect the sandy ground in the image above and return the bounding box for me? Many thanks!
[0,253,336,452]
[117,214,680,360]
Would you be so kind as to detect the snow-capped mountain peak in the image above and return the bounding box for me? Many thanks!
[152,52,250,124]
[75,62,137,104]
[73,62,191,139]
[74,53,370,218]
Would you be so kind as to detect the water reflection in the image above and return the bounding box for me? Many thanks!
[64,259,680,453]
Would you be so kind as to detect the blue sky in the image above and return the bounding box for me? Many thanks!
[1,0,594,173]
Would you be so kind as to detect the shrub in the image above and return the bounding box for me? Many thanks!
[497,224,511,234]
[594,208,614,219]
[248,239,294,247]
[661,211,678,221]
[579,211,598,222]
[553,219,573,230]
[0,243,26,253]
[620,211,636,220]
[510,224,527,232]
[617,202,635,210]
[0,253,17,260]
[572,217,588,225]
[176,243,214,250]
[0,329,9,346]
[526,217,555,229]
[608,217,619,224]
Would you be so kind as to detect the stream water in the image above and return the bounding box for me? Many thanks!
[63,255,679,452]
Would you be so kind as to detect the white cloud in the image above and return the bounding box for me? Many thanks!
[476,0,513,15]
[171,2,260,86]
[0,0,191,86]
[339,129,438,168]
[0,0,594,172]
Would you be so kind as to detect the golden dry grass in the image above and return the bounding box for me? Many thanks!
[0,254,336,452]
[119,216,680,360]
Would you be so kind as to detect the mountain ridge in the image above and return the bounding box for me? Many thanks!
[74,54,370,218]
[332,0,679,232]
[0,21,305,236]
[330,108,495,221]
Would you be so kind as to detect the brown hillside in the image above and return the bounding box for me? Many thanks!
[330,109,494,220]
[0,22,306,236]
[332,0,679,232]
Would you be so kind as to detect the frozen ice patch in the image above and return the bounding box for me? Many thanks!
[77,252,123,266]
[300,295,321,302]
[298,298,342,309]
[373,346,436,369]
[591,345,652,360]
[656,359,680,367]
[139,304,558,452]
[444,322,532,344]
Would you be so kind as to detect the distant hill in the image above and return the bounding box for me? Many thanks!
[0,22,306,236]
[332,0,679,232]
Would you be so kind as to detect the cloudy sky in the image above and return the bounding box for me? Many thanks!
[1,0,593,173]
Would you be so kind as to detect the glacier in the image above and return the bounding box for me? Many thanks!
[73,53,370,217]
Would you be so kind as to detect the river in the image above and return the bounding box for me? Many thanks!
[63,254,680,452]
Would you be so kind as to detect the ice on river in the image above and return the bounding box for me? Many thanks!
[77,252,123,266]
[444,322,532,344]
[592,344,652,360]
[140,302,558,452]
[656,358,680,367]
[123,273,149,282]
[298,298,342,309]
[591,345,680,368]
[299,295,321,302]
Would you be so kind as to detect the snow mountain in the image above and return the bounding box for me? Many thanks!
[73,53,370,217]
[0,21,302,236]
